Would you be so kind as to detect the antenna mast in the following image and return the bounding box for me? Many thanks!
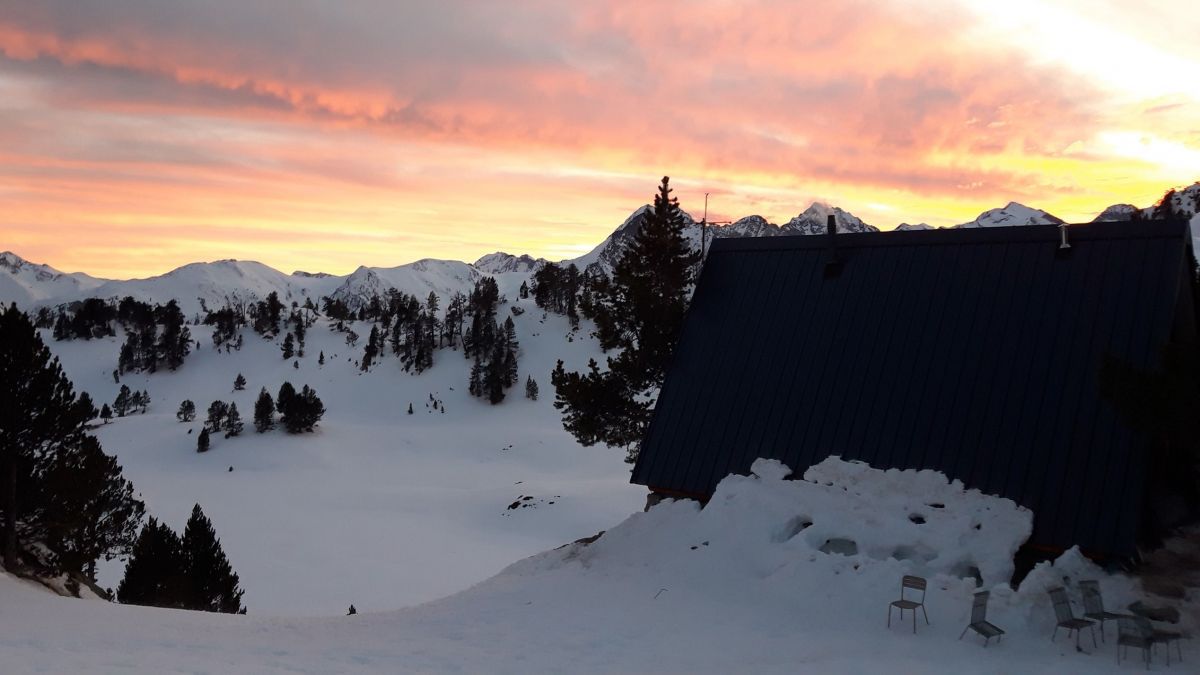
[697,192,731,279]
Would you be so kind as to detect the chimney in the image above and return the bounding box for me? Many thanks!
[824,214,843,277]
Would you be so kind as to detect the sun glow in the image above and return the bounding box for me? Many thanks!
[0,0,1196,277]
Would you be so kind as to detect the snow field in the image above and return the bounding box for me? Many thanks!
[2,456,1189,673]
[45,283,643,616]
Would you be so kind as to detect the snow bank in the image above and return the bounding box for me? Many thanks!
[543,457,1030,586]
[793,457,1032,586]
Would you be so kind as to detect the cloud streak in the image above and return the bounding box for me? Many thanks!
[0,0,1196,276]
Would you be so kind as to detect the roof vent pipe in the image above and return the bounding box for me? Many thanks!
[827,214,838,261]
[1058,222,1071,250]
[824,214,843,277]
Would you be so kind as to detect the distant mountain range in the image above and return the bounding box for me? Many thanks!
[4,182,1197,314]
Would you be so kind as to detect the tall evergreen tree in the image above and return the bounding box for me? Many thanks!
[222,403,244,438]
[276,382,296,417]
[233,374,246,391]
[39,435,144,578]
[197,427,210,453]
[156,299,191,370]
[553,177,698,461]
[77,392,97,422]
[176,400,196,423]
[525,376,539,401]
[205,401,229,433]
[281,333,295,360]
[362,325,380,371]
[253,388,274,433]
[181,504,245,613]
[99,403,112,424]
[114,384,132,417]
[116,517,187,608]
[0,304,143,572]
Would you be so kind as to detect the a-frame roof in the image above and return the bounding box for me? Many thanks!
[632,219,1194,557]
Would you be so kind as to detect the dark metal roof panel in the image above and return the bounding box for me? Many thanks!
[632,220,1191,557]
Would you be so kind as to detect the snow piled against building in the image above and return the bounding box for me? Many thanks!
[522,456,1032,589]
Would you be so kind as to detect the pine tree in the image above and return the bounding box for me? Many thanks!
[197,428,210,453]
[176,399,196,422]
[100,403,112,424]
[39,435,144,578]
[156,299,191,370]
[407,402,414,415]
[205,401,229,433]
[276,382,296,417]
[519,281,529,299]
[318,351,325,366]
[525,376,539,401]
[280,385,325,433]
[77,392,98,422]
[553,176,698,461]
[281,333,295,360]
[253,388,274,433]
[362,325,380,371]
[0,304,144,572]
[233,374,246,391]
[181,504,245,613]
[114,384,132,417]
[117,517,187,608]
[222,403,243,438]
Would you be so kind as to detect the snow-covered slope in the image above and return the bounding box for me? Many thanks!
[45,285,639,616]
[954,202,1064,228]
[895,222,935,231]
[3,457,1189,673]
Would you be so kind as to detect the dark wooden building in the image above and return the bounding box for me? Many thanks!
[631,219,1196,558]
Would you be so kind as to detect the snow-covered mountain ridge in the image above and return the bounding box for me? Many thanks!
[5,181,1197,311]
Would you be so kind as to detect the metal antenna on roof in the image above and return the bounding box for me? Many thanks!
[1058,222,1071,250]
[697,192,731,279]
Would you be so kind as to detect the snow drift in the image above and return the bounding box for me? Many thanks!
[526,456,1032,589]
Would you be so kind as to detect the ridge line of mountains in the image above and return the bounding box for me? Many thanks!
[4,183,1197,315]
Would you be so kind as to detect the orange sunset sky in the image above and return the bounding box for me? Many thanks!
[1,0,1197,279]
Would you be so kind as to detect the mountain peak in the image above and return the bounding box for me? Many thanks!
[473,252,547,275]
[955,202,1064,228]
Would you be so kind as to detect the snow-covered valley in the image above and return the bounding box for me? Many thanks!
[42,282,642,616]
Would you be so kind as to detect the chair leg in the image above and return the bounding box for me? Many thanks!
[912,610,917,634]
[1098,620,1105,643]
[1090,626,1097,649]
[959,626,967,641]
[921,604,929,625]
[1052,626,1058,642]
[887,605,891,628]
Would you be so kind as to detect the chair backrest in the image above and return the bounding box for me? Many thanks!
[1119,616,1152,641]
[1133,616,1157,636]
[1079,580,1104,615]
[1048,587,1075,623]
[901,575,927,602]
[970,591,989,624]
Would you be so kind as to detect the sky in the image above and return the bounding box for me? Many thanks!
[0,0,1197,279]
